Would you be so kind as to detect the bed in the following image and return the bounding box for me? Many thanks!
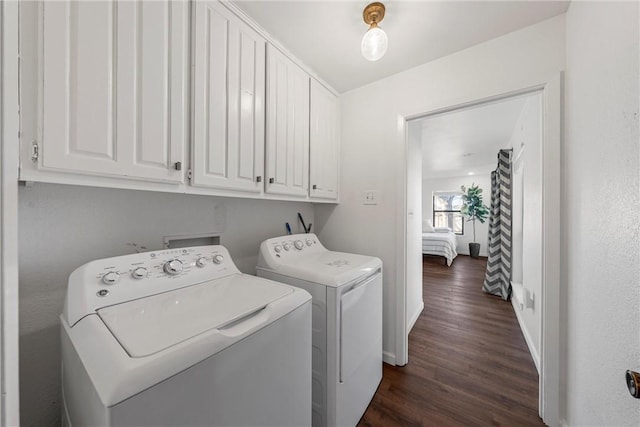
[422,231,458,266]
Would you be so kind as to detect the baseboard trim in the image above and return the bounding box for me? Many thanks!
[407,301,424,334]
[511,297,541,374]
[382,351,396,366]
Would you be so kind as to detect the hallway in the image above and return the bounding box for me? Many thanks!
[359,255,543,426]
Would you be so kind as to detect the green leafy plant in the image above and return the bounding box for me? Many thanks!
[460,183,490,243]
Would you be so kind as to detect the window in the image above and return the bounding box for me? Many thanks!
[433,191,464,235]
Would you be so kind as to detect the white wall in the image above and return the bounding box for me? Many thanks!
[508,94,543,371]
[406,121,423,331]
[512,149,524,285]
[421,174,491,257]
[18,183,313,427]
[315,14,565,363]
[563,2,640,425]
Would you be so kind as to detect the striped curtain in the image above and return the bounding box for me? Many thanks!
[483,149,513,300]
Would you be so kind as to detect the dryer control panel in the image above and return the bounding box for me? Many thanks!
[63,245,240,326]
[260,233,325,260]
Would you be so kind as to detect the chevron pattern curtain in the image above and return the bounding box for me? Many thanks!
[482,149,513,300]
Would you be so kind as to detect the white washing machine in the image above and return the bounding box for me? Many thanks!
[256,233,382,427]
[61,245,312,426]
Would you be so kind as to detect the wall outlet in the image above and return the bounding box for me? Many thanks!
[524,288,535,309]
[363,190,378,205]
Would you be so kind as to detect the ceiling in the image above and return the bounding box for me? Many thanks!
[231,1,569,93]
[419,93,537,179]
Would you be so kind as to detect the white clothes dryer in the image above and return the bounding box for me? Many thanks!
[61,245,311,427]
[256,233,382,427]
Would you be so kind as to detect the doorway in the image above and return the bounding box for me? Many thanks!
[397,76,561,426]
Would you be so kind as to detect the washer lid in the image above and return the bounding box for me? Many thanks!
[97,274,293,358]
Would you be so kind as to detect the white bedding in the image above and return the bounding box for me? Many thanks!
[422,232,458,266]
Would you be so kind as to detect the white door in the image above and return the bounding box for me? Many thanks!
[191,1,265,193]
[265,45,309,197]
[309,80,339,200]
[1,2,20,424]
[41,1,187,183]
[404,121,423,335]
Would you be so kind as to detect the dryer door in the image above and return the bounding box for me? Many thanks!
[339,271,382,382]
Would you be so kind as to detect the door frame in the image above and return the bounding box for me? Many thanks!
[395,74,562,426]
[0,1,21,425]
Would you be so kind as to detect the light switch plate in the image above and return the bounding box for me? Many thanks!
[363,190,378,205]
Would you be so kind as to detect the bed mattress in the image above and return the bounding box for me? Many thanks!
[422,232,458,266]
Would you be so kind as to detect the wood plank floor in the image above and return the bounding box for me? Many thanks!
[358,255,543,427]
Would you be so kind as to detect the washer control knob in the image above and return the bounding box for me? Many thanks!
[283,243,292,251]
[274,245,282,253]
[196,257,208,268]
[163,259,183,275]
[102,271,120,285]
[294,240,304,250]
[212,254,224,264]
[131,267,148,280]
[306,239,313,246]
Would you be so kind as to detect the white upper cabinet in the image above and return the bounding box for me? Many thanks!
[265,45,310,197]
[26,0,340,202]
[40,1,188,183]
[309,80,340,200]
[191,1,266,193]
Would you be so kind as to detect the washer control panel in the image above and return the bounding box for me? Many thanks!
[63,245,240,326]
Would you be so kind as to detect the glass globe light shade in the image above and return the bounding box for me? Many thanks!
[361,25,388,61]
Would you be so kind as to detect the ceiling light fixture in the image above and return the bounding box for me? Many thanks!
[361,2,388,61]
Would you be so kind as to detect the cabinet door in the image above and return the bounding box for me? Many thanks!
[309,80,340,200]
[265,45,309,197]
[41,1,187,183]
[191,1,265,193]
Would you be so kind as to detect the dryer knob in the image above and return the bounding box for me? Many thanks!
[196,257,208,267]
[274,245,282,253]
[294,240,304,250]
[102,271,120,285]
[212,254,224,264]
[163,259,183,275]
[306,239,313,246]
[283,243,292,251]
[131,267,148,279]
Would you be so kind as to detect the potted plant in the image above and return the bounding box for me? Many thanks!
[460,183,490,258]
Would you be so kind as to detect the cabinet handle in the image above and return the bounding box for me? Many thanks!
[269,178,274,184]
[312,184,317,190]
[627,370,640,398]
[174,162,182,171]
[256,176,262,183]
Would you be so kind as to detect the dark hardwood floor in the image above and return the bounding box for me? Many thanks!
[359,255,543,427]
